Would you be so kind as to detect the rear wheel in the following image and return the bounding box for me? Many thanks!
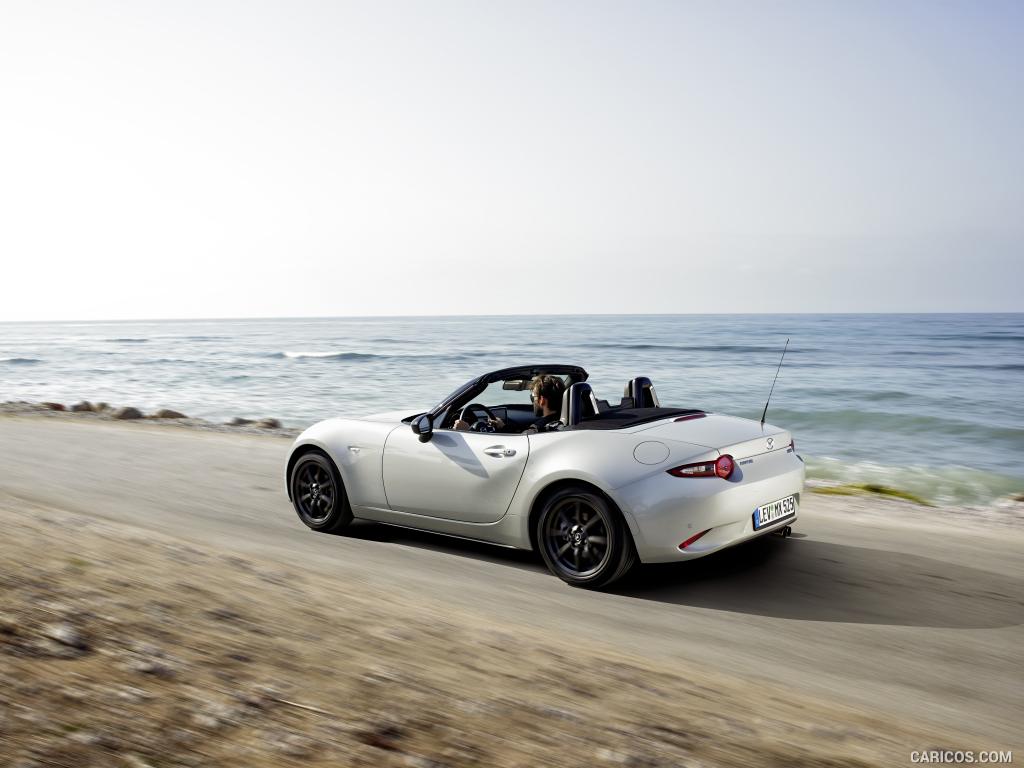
[536,486,635,588]
[290,451,352,533]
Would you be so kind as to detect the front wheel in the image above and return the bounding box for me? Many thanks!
[536,487,636,588]
[290,451,353,533]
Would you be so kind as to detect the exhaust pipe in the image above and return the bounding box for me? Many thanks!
[777,525,793,538]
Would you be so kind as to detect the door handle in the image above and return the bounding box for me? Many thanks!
[484,445,516,458]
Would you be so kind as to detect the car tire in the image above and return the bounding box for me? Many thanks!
[290,451,353,533]
[536,486,636,589]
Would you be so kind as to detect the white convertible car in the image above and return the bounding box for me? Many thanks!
[286,364,804,588]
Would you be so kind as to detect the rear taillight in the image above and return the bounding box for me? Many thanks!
[668,460,715,477]
[715,454,734,479]
[667,454,735,479]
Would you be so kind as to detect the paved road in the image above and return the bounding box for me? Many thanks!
[2,415,1021,744]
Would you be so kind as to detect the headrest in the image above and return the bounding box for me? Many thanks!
[624,377,660,408]
[564,382,599,426]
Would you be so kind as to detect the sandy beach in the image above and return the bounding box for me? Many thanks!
[1,407,1022,767]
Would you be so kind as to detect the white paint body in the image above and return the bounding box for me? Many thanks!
[286,409,805,563]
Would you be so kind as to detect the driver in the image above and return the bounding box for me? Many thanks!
[524,374,566,432]
[452,374,565,433]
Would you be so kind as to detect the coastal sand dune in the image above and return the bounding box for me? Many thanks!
[1,412,1022,766]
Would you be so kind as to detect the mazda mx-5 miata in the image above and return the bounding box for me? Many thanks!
[285,365,804,588]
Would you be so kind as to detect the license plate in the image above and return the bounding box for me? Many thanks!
[753,495,796,529]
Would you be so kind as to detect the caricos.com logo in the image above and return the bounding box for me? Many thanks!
[911,751,1013,764]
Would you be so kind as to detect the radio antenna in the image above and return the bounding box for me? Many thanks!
[760,338,789,428]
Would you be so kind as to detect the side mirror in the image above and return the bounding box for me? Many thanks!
[411,413,433,442]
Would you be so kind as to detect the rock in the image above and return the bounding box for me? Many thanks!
[151,408,187,419]
[112,406,144,420]
[357,722,405,751]
[595,748,629,764]
[128,658,176,678]
[253,683,283,701]
[233,690,265,709]
[113,685,153,703]
[189,700,234,729]
[170,728,198,747]
[271,733,316,758]
[255,418,281,429]
[228,417,253,426]
[0,613,18,635]
[59,685,90,701]
[129,641,166,657]
[123,645,179,678]
[70,401,93,412]
[92,402,109,412]
[403,757,443,768]
[69,729,104,746]
[41,402,65,411]
[191,712,225,731]
[43,622,89,650]
[69,729,122,750]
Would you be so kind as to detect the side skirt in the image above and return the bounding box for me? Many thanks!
[352,505,530,550]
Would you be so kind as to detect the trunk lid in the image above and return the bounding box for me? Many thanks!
[639,413,791,460]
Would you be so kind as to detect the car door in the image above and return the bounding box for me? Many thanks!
[382,427,530,523]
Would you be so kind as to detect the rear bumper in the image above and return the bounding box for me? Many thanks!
[614,450,805,563]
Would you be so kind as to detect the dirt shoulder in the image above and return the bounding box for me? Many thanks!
[0,499,986,768]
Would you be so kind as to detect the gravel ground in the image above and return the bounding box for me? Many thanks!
[0,500,974,768]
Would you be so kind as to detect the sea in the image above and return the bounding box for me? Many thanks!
[2,314,1022,506]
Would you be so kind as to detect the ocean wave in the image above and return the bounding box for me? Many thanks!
[928,333,1024,343]
[587,342,816,354]
[268,350,493,362]
[106,338,149,343]
[861,390,914,402]
[770,408,1024,444]
[917,363,1024,372]
[804,456,1023,506]
[962,363,1024,372]
[887,349,955,356]
[786,387,915,403]
[0,357,41,365]
[271,351,381,361]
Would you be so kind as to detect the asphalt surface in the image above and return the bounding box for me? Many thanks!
[1,415,1021,745]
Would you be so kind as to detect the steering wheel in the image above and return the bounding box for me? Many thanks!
[459,403,499,433]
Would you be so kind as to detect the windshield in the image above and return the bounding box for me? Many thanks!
[431,366,585,415]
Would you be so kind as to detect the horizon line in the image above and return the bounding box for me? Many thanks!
[2,310,1023,324]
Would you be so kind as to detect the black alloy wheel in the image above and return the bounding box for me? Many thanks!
[290,451,352,533]
[537,486,635,588]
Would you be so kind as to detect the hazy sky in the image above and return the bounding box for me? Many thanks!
[1,1,1021,320]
